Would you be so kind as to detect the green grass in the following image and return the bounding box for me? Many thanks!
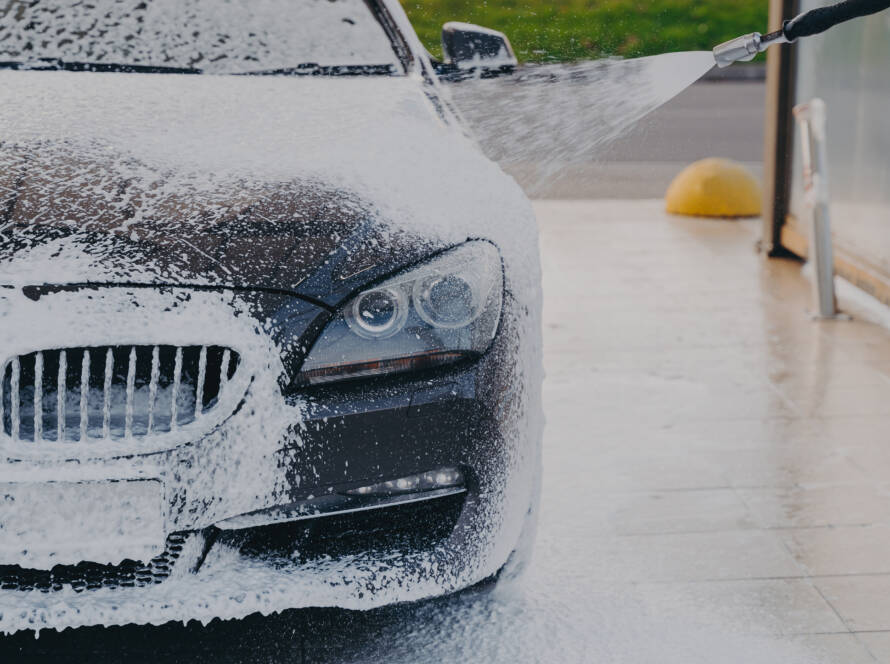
[400,0,768,62]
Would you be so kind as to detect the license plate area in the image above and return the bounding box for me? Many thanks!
[0,480,165,568]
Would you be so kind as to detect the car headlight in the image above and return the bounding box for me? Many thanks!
[297,242,503,385]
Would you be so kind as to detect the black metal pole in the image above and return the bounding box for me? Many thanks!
[762,0,799,256]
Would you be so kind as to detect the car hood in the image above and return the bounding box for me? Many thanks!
[0,71,535,306]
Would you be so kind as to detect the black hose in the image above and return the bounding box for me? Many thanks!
[784,0,890,40]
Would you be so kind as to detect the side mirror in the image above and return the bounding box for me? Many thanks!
[439,22,517,80]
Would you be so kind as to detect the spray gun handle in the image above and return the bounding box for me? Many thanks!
[784,0,890,41]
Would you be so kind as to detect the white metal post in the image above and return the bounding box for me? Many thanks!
[793,98,838,319]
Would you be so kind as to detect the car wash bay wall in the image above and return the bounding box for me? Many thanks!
[763,0,890,305]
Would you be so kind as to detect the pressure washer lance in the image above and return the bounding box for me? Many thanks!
[713,0,890,67]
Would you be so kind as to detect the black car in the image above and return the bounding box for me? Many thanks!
[0,0,542,632]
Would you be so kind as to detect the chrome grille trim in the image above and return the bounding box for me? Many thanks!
[147,345,160,435]
[79,349,90,442]
[10,358,20,440]
[33,351,43,443]
[1,345,241,444]
[102,348,113,440]
[171,347,182,432]
[195,346,207,420]
[124,347,136,440]
[56,350,66,443]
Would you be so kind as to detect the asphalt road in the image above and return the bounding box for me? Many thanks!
[598,79,766,162]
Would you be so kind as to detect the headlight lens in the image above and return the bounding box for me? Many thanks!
[346,287,409,339]
[298,242,503,385]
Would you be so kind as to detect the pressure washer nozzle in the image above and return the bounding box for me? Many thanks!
[712,29,789,68]
[715,1,890,68]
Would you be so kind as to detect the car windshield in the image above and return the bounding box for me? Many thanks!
[0,0,401,75]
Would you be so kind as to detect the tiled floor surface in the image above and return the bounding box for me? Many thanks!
[538,199,890,662]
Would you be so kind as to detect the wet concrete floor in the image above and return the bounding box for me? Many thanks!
[540,200,890,662]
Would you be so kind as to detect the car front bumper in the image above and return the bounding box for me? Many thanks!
[0,287,541,633]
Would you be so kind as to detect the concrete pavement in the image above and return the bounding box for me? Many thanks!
[539,199,890,661]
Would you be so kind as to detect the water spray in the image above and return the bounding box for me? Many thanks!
[713,0,890,67]
[452,0,890,193]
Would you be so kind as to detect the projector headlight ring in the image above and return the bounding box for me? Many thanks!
[346,287,410,339]
[298,241,503,385]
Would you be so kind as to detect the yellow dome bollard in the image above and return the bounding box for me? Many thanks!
[665,158,762,218]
